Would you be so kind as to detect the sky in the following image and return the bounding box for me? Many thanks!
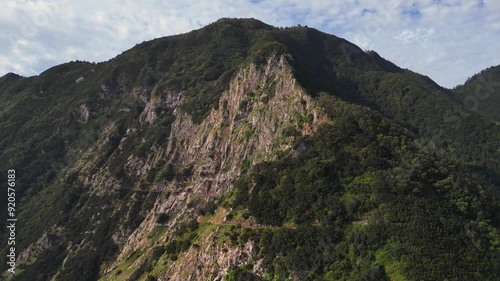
[1,0,499,88]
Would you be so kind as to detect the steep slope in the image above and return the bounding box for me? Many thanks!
[0,18,499,281]
[231,94,500,280]
[453,65,500,123]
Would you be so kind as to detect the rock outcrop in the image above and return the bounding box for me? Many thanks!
[95,55,328,280]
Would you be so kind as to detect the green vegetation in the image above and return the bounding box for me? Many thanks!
[232,95,500,280]
[453,65,500,122]
[224,265,263,281]
[1,18,499,281]
[156,213,170,224]
[12,244,67,281]
[125,247,164,281]
[127,18,287,123]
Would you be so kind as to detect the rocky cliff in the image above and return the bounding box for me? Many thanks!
[97,54,328,280]
[1,18,499,281]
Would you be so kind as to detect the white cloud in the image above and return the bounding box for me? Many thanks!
[393,28,435,44]
[0,0,499,88]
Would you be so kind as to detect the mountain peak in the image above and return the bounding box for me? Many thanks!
[211,17,271,28]
[0,72,22,80]
[1,18,500,281]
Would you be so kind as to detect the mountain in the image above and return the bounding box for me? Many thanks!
[0,18,499,281]
[453,65,500,123]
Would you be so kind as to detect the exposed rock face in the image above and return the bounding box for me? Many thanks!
[3,52,327,281]
[75,76,85,84]
[15,232,53,267]
[91,55,329,280]
[155,230,258,281]
[3,20,500,281]
[75,104,90,123]
[3,53,328,281]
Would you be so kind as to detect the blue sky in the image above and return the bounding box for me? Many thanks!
[0,0,499,88]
